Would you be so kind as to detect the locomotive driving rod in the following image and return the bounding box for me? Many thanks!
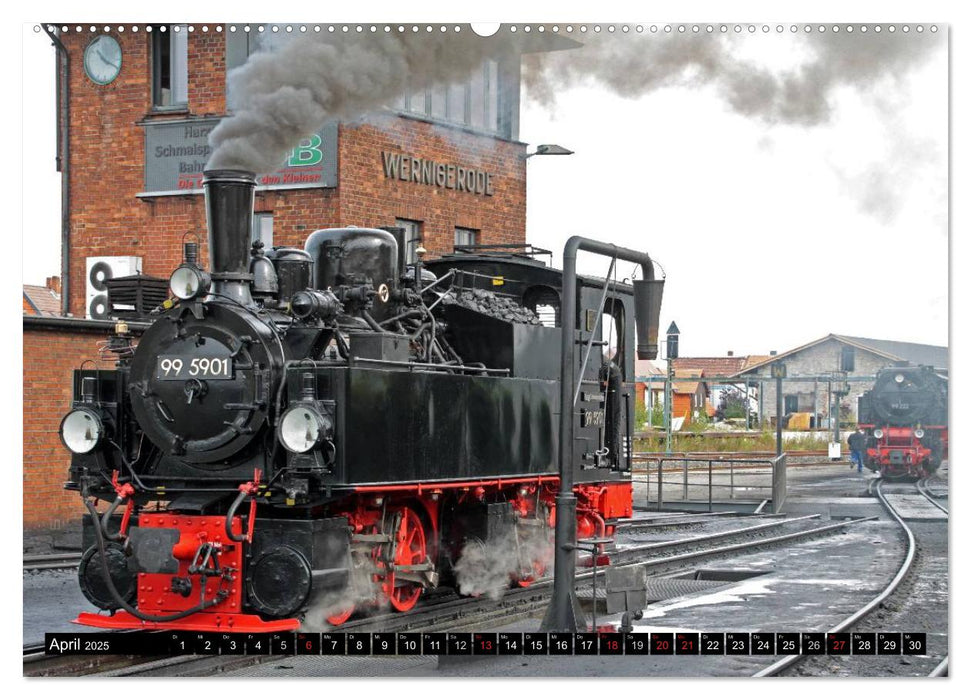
[541,236,662,633]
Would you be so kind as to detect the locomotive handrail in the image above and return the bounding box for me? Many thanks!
[347,356,511,375]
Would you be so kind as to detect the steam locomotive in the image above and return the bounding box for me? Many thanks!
[60,170,664,632]
[857,365,948,478]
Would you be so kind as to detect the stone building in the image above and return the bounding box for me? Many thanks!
[732,334,948,426]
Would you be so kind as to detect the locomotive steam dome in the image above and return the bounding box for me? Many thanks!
[304,228,398,321]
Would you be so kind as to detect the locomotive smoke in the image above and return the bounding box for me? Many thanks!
[207,31,523,172]
[210,25,943,174]
[524,27,943,126]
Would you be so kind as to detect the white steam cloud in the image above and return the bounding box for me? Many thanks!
[453,526,553,599]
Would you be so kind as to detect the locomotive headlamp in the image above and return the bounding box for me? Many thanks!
[895,373,905,384]
[170,264,211,301]
[915,428,925,439]
[873,429,884,439]
[60,408,105,454]
[278,405,332,453]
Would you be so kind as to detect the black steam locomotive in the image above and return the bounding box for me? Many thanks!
[857,365,948,478]
[61,170,664,631]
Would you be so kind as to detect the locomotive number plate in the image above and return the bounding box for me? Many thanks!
[156,355,233,380]
[581,409,605,428]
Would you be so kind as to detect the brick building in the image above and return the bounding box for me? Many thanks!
[24,25,569,532]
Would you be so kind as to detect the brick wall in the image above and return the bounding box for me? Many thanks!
[23,322,128,531]
[338,115,526,258]
[58,31,527,317]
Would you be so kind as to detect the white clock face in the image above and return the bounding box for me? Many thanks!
[84,36,122,85]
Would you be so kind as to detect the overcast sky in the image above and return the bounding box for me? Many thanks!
[20,19,948,360]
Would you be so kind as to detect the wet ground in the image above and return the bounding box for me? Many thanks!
[25,463,948,677]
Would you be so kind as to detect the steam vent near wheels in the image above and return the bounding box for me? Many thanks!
[24,26,576,532]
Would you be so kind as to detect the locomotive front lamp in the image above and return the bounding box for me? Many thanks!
[278,405,331,454]
[169,264,211,301]
[915,428,925,439]
[895,373,905,384]
[874,429,884,439]
[60,408,105,454]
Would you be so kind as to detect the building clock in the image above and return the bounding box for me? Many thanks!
[83,35,122,85]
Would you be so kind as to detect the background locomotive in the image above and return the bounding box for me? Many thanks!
[60,169,664,631]
[857,365,948,478]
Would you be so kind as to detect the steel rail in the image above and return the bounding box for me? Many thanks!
[753,478,918,677]
[616,514,820,555]
[916,478,949,515]
[23,552,83,571]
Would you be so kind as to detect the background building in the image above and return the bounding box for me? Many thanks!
[733,334,949,426]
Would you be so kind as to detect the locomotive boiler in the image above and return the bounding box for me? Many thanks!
[857,365,948,478]
[60,169,664,631]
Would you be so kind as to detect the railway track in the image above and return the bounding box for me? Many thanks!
[25,511,876,677]
[754,477,945,677]
[75,512,869,677]
[23,552,82,572]
[915,477,948,515]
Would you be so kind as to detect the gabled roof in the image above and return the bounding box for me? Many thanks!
[839,336,948,370]
[673,357,748,377]
[634,359,665,379]
[23,285,61,316]
[731,334,948,376]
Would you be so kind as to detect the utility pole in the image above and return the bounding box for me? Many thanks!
[771,362,786,456]
[664,322,679,453]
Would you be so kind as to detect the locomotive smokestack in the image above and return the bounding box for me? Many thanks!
[203,169,257,306]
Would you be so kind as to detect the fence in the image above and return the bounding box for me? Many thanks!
[632,453,787,514]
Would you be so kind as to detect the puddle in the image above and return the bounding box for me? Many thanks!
[638,578,778,620]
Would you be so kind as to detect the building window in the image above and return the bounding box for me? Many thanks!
[454,227,478,250]
[396,218,422,264]
[251,213,273,248]
[400,60,501,135]
[152,26,188,108]
[840,346,856,372]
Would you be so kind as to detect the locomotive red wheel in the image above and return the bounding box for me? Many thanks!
[516,559,547,588]
[326,606,355,626]
[381,506,427,612]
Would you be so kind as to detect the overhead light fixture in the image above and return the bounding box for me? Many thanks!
[523,144,575,159]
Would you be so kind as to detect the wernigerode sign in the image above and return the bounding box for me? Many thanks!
[381,151,494,197]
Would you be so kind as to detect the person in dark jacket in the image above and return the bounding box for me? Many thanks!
[848,428,867,473]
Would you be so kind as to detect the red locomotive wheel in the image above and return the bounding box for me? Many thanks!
[382,507,427,612]
[326,606,355,626]
[516,560,547,588]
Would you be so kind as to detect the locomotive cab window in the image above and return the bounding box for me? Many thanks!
[523,285,560,328]
[602,298,626,380]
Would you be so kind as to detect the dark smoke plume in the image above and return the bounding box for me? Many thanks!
[209,26,944,212]
[208,30,522,171]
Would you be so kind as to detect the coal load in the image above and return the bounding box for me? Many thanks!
[443,288,542,325]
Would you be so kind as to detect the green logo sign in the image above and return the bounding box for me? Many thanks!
[288,134,323,167]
